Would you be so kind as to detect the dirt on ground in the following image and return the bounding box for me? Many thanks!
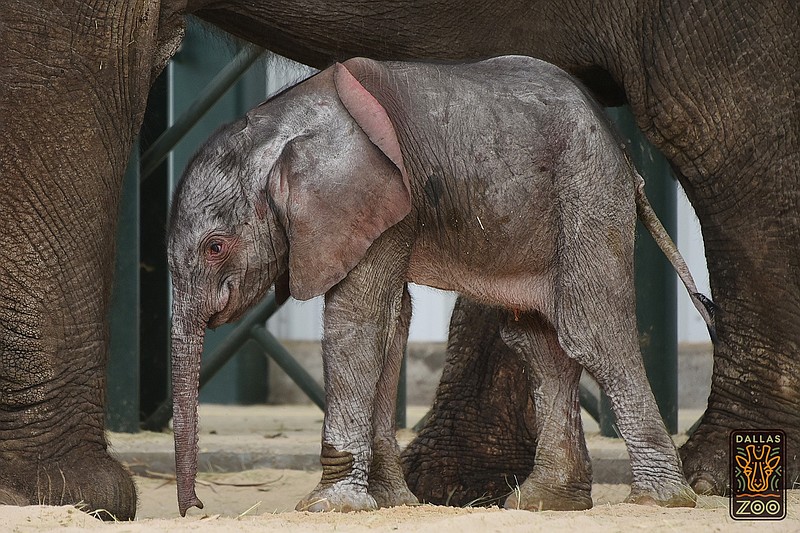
[3,470,798,532]
[4,406,797,531]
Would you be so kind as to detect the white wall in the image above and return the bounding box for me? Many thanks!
[266,286,457,342]
[263,54,318,97]
[676,189,711,344]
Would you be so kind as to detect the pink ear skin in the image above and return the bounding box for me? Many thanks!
[280,134,411,301]
[333,62,411,196]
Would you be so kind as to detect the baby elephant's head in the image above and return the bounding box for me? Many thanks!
[167,118,287,332]
[168,60,414,330]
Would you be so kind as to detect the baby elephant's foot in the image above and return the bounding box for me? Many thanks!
[368,449,420,508]
[625,481,697,508]
[369,479,419,508]
[504,480,593,511]
[296,484,378,512]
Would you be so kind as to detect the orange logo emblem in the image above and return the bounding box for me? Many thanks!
[730,430,785,520]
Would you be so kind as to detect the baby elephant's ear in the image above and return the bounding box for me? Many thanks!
[333,61,410,190]
[270,69,411,301]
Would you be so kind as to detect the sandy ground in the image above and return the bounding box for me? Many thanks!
[4,470,799,531]
[3,405,798,531]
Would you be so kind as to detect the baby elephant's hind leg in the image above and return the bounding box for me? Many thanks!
[500,312,593,511]
[554,229,696,507]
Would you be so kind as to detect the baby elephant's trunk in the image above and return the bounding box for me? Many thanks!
[169,291,207,516]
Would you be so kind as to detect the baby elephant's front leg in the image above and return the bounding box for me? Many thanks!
[368,285,419,508]
[296,257,409,512]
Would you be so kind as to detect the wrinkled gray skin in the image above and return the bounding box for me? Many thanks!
[169,56,713,515]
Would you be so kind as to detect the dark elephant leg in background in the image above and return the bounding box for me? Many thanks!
[0,1,179,519]
[500,313,592,511]
[401,298,537,506]
[628,3,800,492]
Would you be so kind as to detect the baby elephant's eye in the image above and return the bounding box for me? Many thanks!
[206,240,226,260]
[203,235,234,263]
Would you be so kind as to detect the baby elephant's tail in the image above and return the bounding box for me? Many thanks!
[633,172,718,342]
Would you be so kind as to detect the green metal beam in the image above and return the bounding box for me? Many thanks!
[142,292,281,430]
[600,106,678,437]
[250,325,325,410]
[396,355,407,429]
[140,43,265,182]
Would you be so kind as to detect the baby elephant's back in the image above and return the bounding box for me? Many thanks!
[385,56,636,217]
[466,55,626,160]
[462,56,637,213]
[384,56,630,180]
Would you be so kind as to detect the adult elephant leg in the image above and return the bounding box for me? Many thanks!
[627,5,800,491]
[679,163,800,495]
[500,313,592,511]
[0,1,178,519]
[401,298,537,506]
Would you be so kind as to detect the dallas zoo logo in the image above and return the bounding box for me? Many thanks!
[730,430,786,520]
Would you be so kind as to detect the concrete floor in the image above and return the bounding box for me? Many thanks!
[109,404,705,485]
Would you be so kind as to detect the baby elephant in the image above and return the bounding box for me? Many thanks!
[168,55,714,516]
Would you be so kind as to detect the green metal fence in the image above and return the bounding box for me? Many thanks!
[107,21,282,432]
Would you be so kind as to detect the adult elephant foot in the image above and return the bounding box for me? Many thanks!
[679,334,800,496]
[505,480,593,511]
[679,421,729,496]
[0,237,140,520]
[0,300,139,521]
[0,487,28,506]
[681,387,800,497]
[0,451,136,520]
[401,299,538,507]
